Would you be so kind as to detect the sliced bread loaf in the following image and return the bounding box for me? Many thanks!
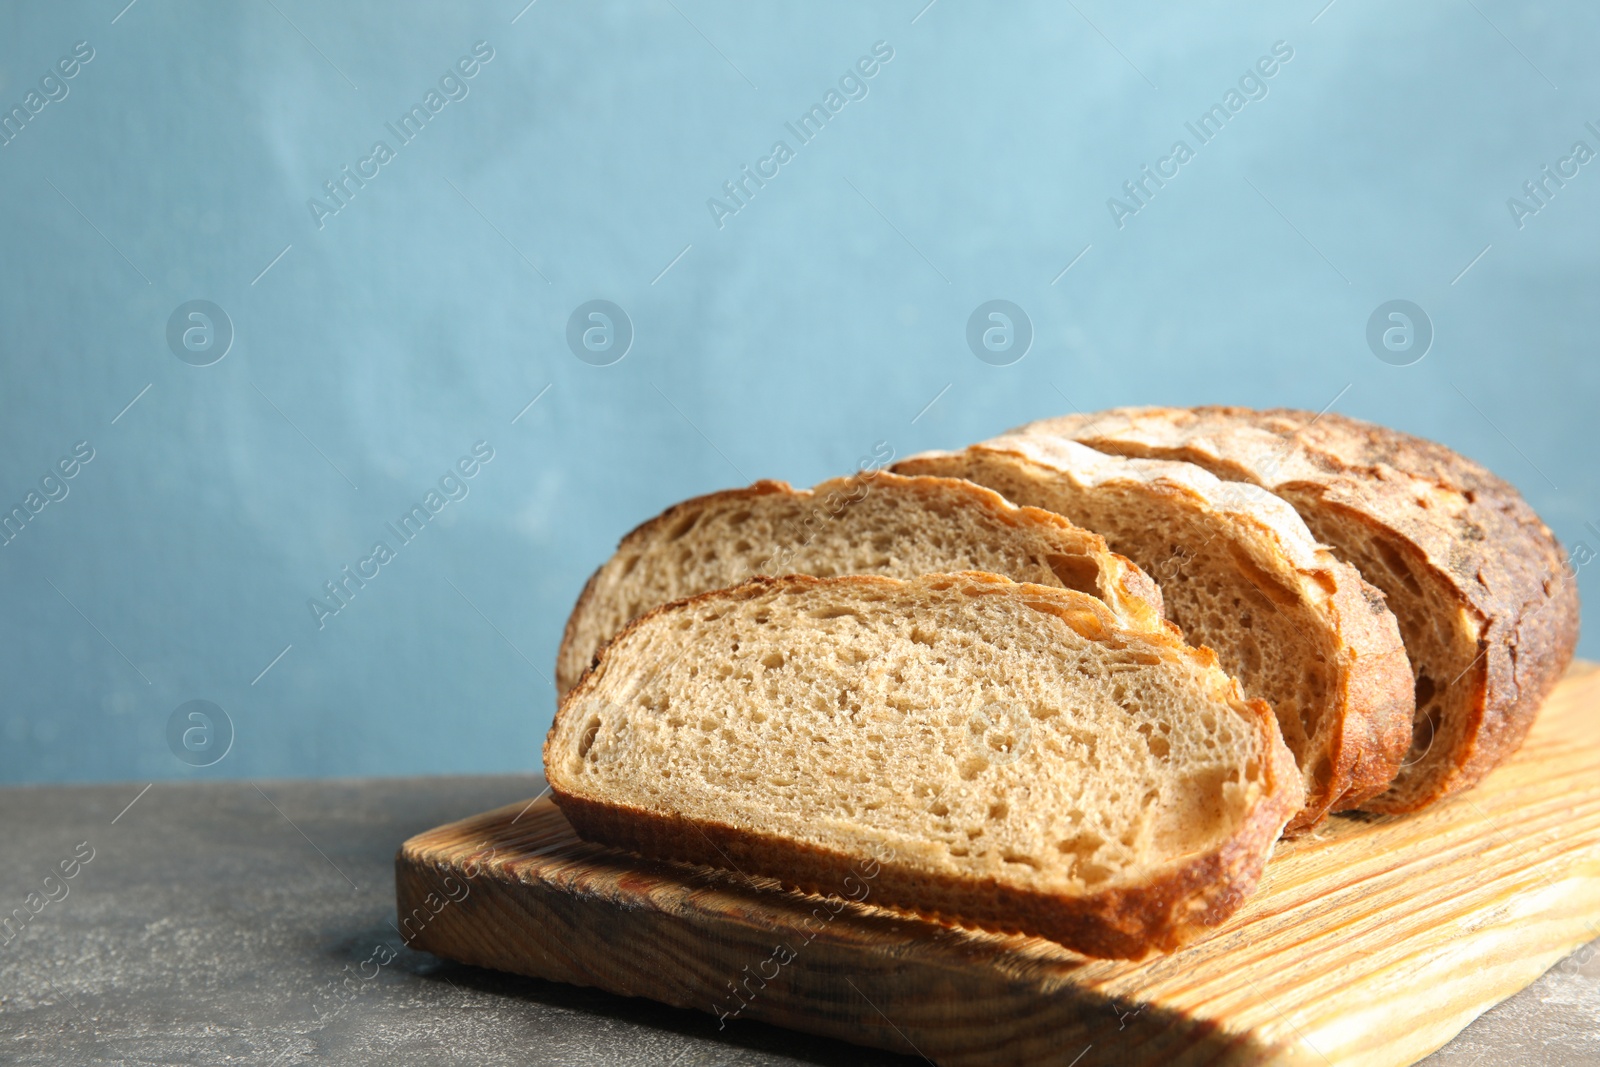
[895,437,1414,832]
[555,471,1166,693]
[544,572,1301,959]
[1014,406,1580,812]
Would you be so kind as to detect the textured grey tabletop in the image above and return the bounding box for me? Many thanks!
[1,777,1596,1066]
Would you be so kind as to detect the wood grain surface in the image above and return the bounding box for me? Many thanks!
[395,664,1600,1067]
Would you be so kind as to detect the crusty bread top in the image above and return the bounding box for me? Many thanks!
[895,436,1415,831]
[545,571,1301,958]
[983,434,1329,569]
[1015,406,1579,809]
[556,471,1167,693]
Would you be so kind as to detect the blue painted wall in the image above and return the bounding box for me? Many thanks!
[0,1,1592,784]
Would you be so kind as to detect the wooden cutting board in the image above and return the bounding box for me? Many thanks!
[396,664,1600,1066]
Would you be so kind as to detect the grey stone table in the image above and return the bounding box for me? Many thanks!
[2,777,1597,1066]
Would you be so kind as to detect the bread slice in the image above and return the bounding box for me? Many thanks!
[1015,406,1580,812]
[555,471,1167,693]
[895,437,1414,832]
[544,571,1301,959]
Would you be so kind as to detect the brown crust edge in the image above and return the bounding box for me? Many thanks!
[1292,492,1497,815]
[544,572,1301,960]
[553,471,1169,694]
[1022,405,1580,813]
[1314,566,1417,815]
[1257,408,1581,811]
[554,480,796,693]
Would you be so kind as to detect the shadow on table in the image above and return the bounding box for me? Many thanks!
[410,952,924,1066]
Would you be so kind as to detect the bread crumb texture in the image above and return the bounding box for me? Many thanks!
[557,472,1165,693]
[895,437,1412,830]
[549,574,1279,899]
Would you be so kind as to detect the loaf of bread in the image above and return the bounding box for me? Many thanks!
[895,436,1414,832]
[1015,406,1580,812]
[544,572,1301,959]
[556,472,1166,694]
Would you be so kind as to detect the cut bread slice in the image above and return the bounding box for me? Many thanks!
[895,437,1413,833]
[1014,406,1580,812]
[555,471,1167,693]
[544,572,1301,959]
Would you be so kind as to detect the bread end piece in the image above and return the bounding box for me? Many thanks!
[1015,405,1578,812]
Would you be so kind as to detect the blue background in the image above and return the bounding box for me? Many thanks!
[0,1,1592,785]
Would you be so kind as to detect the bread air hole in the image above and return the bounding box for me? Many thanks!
[1312,754,1335,792]
[1045,552,1102,595]
[1057,831,1108,878]
[1137,722,1171,759]
[1414,672,1436,710]
[1375,537,1425,596]
[577,717,601,760]
[665,512,700,540]
[987,733,1019,756]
